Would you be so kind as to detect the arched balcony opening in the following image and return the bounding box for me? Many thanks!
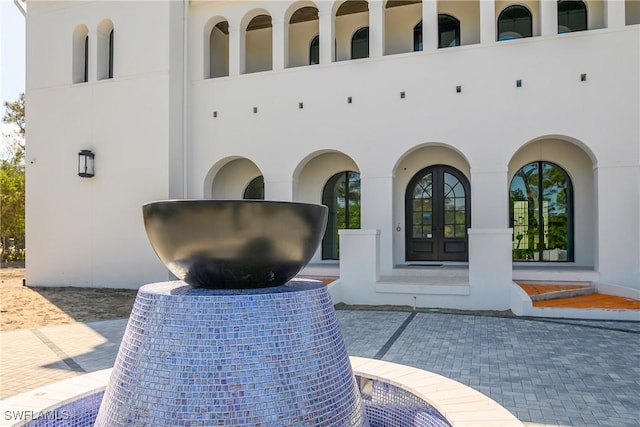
[245,14,273,73]
[627,0,640,25]
[208,21,229,78]
[288,6,319,68]
[497,5,533,40]
[335,1,369,61]
[437,0,480,46]
[385,0,422,55]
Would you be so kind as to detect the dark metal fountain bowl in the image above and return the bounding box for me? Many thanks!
[142,200,328,289]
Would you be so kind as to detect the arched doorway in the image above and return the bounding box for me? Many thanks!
[405,165,470,261]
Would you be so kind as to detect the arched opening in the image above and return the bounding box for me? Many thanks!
[208,158,263,199]
[72,25,89,84]
[288,6,319,68]
[335,0,369,61]
[351,26,369,59]
[510,161,574,261]
[497,5,533,40]
[438,14,460,48]
[209,21,229,78]
[558,0,587,33]
[405,165,470,261]
[245,14,273,73]
[243,176,265,200]
[97,20,114,80]
[627,0,640,25]
[384,0,422,55]
[322,171,361,260]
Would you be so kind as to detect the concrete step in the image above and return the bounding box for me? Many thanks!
[517,281,596,302]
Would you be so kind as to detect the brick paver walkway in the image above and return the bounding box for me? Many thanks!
[1,311,639,426]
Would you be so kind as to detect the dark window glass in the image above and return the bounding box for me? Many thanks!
[322,171,361,259]
[108,29,114,79]
[498,5,533,40]
[414,21,422,51]
[438,14,460,48]
[84,35,89,83]
[243,176,264,200]
[510,161,573,261]
[351,27,369,59]
[310,35,319,65]
[558,0,587,33]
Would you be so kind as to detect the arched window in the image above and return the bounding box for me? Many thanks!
[322,171,361,260]
[439,14,460,48]
[97,20,114,80]
[497,5,533,40]
[243,176,264,200]
[558,0,587,33]
[309,35,320,65]
[414,21,422,51]
[72,25,89,84]
[510,161,574,262]
[351,27,369,59]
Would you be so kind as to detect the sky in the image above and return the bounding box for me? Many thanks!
[1,0,26,106]
[1,0,25,156]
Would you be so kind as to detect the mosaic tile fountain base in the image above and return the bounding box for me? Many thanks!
[93,280,368,426]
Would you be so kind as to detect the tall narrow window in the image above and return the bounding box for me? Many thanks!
[414,21,422,51]
[108,29,114,78]
[510,161,574,262]
[558,0,587,33]
[351,27,369,59]
[322,171,361,260]
[84,36,89,82]
[310,35,320,65]
[497,5,533,40]
[439,14,460,48]
[97,20,114,80]
[73,25,89,84]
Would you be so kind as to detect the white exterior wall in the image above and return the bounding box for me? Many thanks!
[25,1,182,287]
[26,1,640,298]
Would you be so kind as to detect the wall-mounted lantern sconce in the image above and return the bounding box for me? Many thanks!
[78,150,95,177]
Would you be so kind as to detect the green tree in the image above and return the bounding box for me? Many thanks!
[1,93,26,262]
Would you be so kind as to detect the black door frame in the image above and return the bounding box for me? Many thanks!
[405,165,471,261]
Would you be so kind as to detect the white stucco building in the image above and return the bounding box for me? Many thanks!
[24,0,639,312]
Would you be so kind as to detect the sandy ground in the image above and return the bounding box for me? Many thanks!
[0,268,137,331]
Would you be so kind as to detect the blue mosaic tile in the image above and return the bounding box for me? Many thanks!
[23,391,103,427]
[94,280,368,426]
[357,377,451,427]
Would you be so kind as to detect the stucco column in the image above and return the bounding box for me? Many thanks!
[228,25,242,76]
[318,10,334,64]
[540,0,558,36]
[337,229,380,304]
[605,0,626,28]
[468,229,513,310]
[272,19,285,70]
[595,165,640,288]
[360,174,393,276]
[467,168,512,309]
[480,0,496,44]
[421,0,438,51]
[470,168,509,228]
[264,177,294,201]
[369,1,384,57]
